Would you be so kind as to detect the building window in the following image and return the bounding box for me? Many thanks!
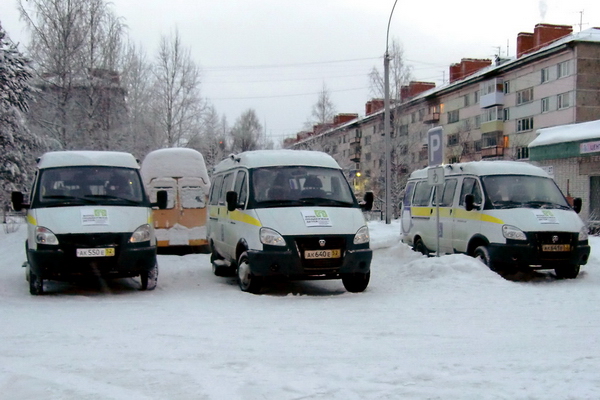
[365,152,371,162]
[558,92,571,109]
[411,112,416,123]
[541,67,549,83]
[517,87,534,105]
[474,90,480,103]
[474,140,482,151]
[448,156,460,164]
[516,146,529,159]
[516,117,534,132]
[503,80,510,94]
[541,97,550,113]
[482,132,501,147]
[474,115,481,128]
[398,124,408,136]
[557,61,570,78]
[447,110,460,124]
[463,94,470,107]
[418,108,425,121]
[482,106,503,123]
[448,133,459,146]
[503,108,510,121]
[365,136,371,145]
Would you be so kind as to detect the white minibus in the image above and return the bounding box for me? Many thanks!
[400,161,590,278]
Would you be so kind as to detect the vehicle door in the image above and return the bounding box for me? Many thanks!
[207,175,224,252]
[219,171,237,260]
[453,176,483,253]
[411,180,435,249]
[434,178,458,254]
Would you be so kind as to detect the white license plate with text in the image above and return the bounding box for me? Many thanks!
[76,248,115,257]
[305,249,341,259]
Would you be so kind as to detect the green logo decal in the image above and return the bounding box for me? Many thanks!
[315,210,328,218]
[94,209,108,217]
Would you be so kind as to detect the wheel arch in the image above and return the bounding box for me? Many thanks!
[467,234,490,256]
[235,239,249,263]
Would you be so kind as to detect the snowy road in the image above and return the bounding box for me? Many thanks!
[1,221,599,399]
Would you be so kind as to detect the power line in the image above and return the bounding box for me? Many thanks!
[209,86,368,101]
[202,56,381,72]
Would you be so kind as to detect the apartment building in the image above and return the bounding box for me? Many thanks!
[289,24,600,217]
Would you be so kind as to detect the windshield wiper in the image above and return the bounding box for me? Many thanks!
[42,195,97,205]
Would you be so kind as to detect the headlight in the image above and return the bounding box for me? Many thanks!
[260,227,286,246]
[130,224,152,243]
[579,226,589,241]
[502,225,527,241]
[35,226,59,245]
[354,225,370,245]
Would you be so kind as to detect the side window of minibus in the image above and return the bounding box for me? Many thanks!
[209,175,223,206]
[413,181,433,206]
[437,179,457,207]
[459,178,482,208]
[219,172,235,206]
[233,170,248,208]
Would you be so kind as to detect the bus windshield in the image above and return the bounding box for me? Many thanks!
[481,175,571,210]
[36,166,146,207]
[250,166,357,208]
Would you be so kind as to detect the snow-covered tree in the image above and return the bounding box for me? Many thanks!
[152,29,204,147]
[0,23,45,207]
[310,82,336,127]
[19,0,128,150]
[230,109,263,153]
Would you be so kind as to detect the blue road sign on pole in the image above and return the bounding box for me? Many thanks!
[428,127,444,166]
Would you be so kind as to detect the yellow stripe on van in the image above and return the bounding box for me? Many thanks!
[27,213,36,225]
[230,210,262,227]
[453,208,504,224]
[411,207,432,217]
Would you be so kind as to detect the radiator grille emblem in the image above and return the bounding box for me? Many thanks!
[319,239,326,247]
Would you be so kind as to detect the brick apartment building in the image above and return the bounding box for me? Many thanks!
[289,24,600,220]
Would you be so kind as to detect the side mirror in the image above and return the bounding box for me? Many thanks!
[154,190,168,209]
[464,194,475,212]
[226,191,238,212]
[361,192,374,211]
[11,191,28,211]
[573,197,582,214]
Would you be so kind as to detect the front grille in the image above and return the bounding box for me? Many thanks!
[295,236,346,271]
[532,232,577,261]
[55,232,128,259]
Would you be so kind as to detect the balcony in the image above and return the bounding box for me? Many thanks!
[481,120,504,134]
[350,151,361,162]
[480,92,505,108]
[481,146,504,158]
[424,112,440,123]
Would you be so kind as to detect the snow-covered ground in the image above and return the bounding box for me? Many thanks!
[1,220,599,399]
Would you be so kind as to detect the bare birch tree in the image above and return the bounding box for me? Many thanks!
[310,82,336,128]
[152,29,204,147]
[230,109,263,153]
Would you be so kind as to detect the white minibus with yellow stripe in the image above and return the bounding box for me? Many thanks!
[207,150,373,293]
[400,161,590,278]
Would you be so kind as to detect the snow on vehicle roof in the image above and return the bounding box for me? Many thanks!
[409,160,549,179]
[37,151,139,169]
[529,119,600,148]
[141,148,210,186]
[213,150,341,173]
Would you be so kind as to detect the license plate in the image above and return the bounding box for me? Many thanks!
[305,249,341,259]
[542,244,570,252]
[76,248,115,257]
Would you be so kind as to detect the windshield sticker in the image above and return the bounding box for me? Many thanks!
[532,209,558,224]
[81,208,109,226]
[302,210,332,227]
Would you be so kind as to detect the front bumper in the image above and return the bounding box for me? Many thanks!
[487,241,590,268]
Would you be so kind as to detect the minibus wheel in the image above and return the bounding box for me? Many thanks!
[554,264,580,279]
[474,246,496,271]
[140,263,158,290]
[28,268,44,295]
[237,251,262,294]
[342,272,370,293]
[414,238,429,256]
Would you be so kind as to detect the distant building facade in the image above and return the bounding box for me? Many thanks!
[289,24,600,217]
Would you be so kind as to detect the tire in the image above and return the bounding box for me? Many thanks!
[474,245,496,271]
[236,251,262,294]
[555,264,580,279]
[28,267,44,295]
[140,263,158,290]
[414,238,429,256]
[342,271,370,293]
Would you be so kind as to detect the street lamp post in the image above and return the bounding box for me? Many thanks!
[384,0,398,224]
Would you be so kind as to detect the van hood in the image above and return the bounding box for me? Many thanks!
[488,208,585,233]
[30,206,152,234]
[254,207,367,236]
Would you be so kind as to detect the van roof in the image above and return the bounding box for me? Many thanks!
[409,160,549,180]
[213,150,341,173]
[37,151,140,169]
[141,148,210,185]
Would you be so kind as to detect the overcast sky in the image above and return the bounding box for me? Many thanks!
[3,0,600,145]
